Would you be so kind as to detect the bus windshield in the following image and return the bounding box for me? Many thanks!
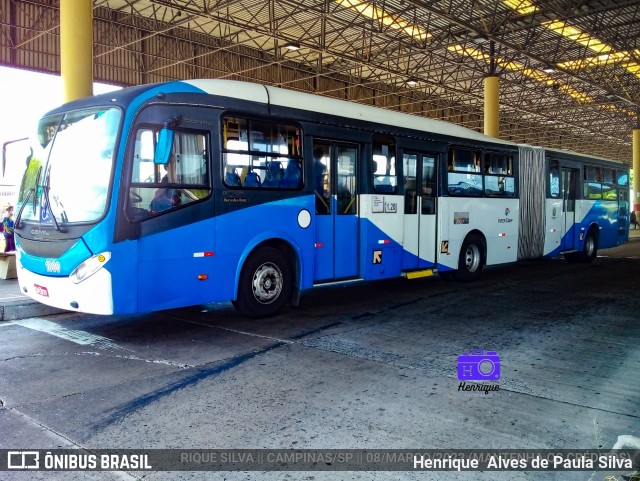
[18,107,121,225]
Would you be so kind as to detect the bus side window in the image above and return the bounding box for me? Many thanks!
[222,116,303,190]
[313,144,330,215]
[421,155,437,214]
[584,165,602,199]
[372,135,397,193]
[617,170,629,186]
[403,153,417,214]
[447,148,482,196]
[549,160,560,198]
[128,129,210,221]
[484,153,515,198]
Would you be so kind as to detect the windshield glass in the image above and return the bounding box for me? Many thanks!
[17,107,121,225]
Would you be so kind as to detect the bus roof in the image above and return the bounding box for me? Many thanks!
[182,79,516,148]
[543,146,627,166]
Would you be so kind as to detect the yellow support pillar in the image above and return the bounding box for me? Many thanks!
[484,75,500,138]
[60,0,93,102]
[634,129,640,213]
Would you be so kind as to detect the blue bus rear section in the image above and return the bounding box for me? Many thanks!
[545,199,627,259]
[14,79,629,317]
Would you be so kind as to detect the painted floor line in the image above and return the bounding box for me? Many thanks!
[10,317,125,350]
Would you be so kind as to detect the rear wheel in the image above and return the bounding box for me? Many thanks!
[452,234,485,282]
[233,247,293,318]
[578,229,598,263]
[564,229,598,264]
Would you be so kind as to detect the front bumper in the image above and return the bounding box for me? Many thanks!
[17,258,114,315]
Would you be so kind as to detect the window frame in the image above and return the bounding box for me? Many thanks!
[221,115,304,190]
[446,147,483,197]
[483,151,515,198]
[372,134,398,194]
[127,125,212,221]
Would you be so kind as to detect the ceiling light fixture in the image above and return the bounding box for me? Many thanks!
[541,20,611,54]
[501,0,538,15]
[336,0,430,41]
[447,45,594,103]
[283,42,301,51]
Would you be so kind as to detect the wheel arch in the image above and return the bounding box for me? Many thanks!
[233,235,302,304]
[462,229,488,266]
[585,222,600,242]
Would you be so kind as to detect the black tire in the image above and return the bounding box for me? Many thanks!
[564,229,598,264]
[232,247,293,318]
[452,234,485,282]
[578,229,598,263]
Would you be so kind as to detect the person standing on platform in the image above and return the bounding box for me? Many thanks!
[2,205,15,253]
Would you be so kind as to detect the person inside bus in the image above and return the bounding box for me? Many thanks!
[314,148,329,214]
[337,176,354,214]
[281,160,301,188]
[150,156,181,213]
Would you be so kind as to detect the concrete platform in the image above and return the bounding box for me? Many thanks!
[0,274,67,322]
[0,252,17,279]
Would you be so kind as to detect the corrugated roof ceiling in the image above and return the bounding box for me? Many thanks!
[3,0,639,162]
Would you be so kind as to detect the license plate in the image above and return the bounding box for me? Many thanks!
[34,284,49,297]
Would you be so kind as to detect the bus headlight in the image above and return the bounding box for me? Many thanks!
[70,252,111,284]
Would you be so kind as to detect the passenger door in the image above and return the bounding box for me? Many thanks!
[402,151,438,269]
[561,168,578,251]
[313,140,359,281]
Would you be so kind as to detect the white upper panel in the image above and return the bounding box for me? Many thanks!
[182,79,514,147]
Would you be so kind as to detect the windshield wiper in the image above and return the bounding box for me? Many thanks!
[43,168,66,233]
[14,189,34,230]
[14,166,41,230]
[52,194,69,223]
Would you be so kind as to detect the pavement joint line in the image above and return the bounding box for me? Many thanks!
[7,408,139,481]
[10,406,89,448]
[75,351,194,369]
[170,316,298,345]
[171,313,410,346]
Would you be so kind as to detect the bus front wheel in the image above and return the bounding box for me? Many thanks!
[452,234,485,282]
[233,247,293,318]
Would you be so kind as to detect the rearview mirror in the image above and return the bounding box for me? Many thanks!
[154,128,174,165]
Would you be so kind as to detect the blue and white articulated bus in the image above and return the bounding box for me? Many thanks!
[14,80,630,317]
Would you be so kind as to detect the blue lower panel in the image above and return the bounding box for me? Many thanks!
[364,246,400,280]
[314,215,334,281]
[335,215,358,279]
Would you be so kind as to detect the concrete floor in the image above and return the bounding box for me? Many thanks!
[1,242,639,480]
